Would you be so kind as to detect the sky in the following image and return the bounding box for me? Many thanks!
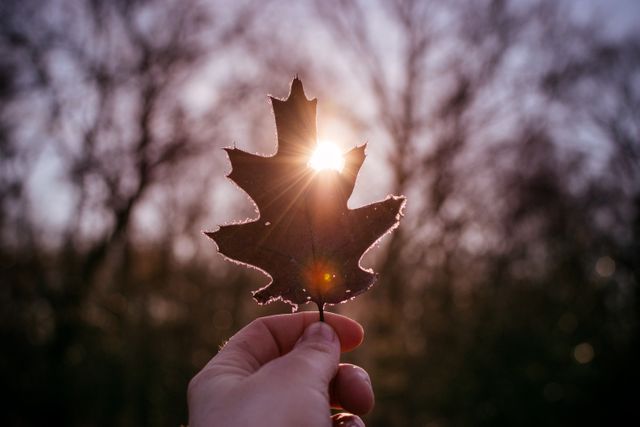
[13,0,640,247]
[573,0,640,35]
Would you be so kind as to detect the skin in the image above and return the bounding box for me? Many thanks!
[188,312,375,427]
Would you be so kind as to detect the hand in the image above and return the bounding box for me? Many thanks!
[188,312,374,427]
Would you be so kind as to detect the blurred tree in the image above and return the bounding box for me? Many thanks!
[0,0,272,425]
[298,0,640,425]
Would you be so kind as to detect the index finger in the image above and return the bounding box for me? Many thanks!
[207,312,364,376]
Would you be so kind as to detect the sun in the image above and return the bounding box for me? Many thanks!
[308,140,345,172]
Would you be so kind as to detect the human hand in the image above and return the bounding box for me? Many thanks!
[188,312,374,427]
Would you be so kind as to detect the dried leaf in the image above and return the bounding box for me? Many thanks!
[207,78,405,311]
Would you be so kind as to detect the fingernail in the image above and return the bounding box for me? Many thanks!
[333,414,364,427]
[299,322,337,343]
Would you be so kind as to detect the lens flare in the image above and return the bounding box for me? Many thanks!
[308,140,345,172]
[303,259,342,297]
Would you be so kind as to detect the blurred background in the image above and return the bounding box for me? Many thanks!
[1,0,639,425]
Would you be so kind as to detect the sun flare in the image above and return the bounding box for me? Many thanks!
[308,140,345,172]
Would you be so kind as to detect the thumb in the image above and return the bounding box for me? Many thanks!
[270,321,340,389]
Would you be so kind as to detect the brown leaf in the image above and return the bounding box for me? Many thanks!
[207,78,405,311]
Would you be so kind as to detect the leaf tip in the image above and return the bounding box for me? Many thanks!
[390,194,408,219]
[204,230,218,240]
[291,76,304,95]
[289,77,316,104]
[269,95,284,108]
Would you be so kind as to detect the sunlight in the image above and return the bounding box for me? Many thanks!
[303,259,341,296]
[308,140,345,172]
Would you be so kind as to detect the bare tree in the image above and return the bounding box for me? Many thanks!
[0,0,272,425]
[269,1,640,425]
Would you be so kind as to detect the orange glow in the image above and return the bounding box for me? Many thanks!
[308,140,344,172]
[303,259,341,296]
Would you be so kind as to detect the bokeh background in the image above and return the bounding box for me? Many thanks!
[1,0,639,425]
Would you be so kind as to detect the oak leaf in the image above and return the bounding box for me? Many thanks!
[207,78,405,313]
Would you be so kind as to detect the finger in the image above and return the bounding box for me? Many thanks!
[263,321,340,390]
[331,412,365,427]
[330,364,375,415]
[207,312,363,376]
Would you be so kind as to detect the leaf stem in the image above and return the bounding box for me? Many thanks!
[316,301,325,322]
